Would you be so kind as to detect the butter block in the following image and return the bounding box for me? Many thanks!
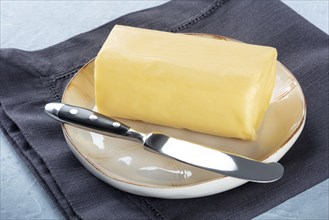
[95,25,277,140]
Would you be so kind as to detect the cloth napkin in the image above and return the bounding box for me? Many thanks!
[1,0,328,219]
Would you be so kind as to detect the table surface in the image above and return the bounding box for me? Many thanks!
[1,1,328,219]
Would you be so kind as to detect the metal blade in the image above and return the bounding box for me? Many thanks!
[144,134,284,182]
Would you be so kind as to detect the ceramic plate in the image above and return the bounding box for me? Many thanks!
[61,34,306,199]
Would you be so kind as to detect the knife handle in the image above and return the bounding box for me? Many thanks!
[45,103,143,142]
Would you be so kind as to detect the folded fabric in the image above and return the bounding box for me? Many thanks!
[0,0,328,219]
[95,25,277,140]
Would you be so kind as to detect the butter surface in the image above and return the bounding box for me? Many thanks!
[95,25,277,140]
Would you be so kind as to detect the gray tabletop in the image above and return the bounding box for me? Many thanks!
[1,1,328,219]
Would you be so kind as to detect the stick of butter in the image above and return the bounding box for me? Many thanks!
[95,25,277,140]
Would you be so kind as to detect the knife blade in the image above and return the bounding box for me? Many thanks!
[44,102,284,182]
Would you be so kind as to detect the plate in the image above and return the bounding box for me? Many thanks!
[61,34,306,199]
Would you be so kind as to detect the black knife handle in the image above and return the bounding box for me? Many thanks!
[58,104,130,136]
[45,103,133,139]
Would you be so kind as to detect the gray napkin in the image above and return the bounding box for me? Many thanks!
[1,0,328,219]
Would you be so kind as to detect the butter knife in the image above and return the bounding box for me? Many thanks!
[45,103,284,182]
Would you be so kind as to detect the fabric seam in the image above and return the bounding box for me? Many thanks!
[169,0,224,33]
[48,69,80,102]
[141,198,165,219]
[54,67,82,81]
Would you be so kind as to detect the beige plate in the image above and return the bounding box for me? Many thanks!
[61,34,306,199]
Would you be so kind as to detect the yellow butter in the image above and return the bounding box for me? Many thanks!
[95,25,277,140]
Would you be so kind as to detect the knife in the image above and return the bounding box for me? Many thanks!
[44,102,284,182]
